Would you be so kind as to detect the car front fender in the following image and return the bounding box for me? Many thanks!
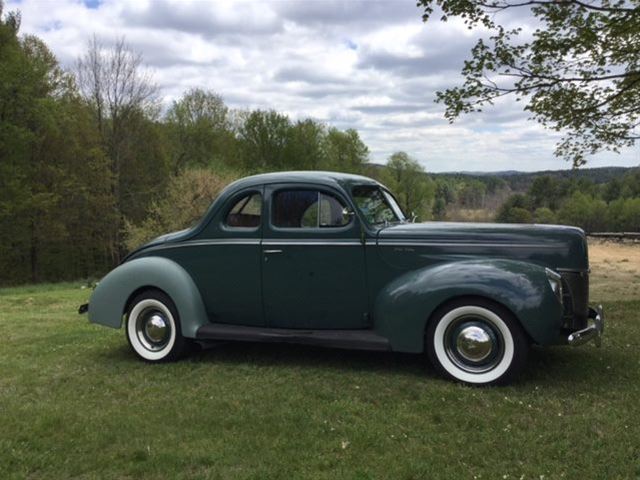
[88,257,208,338]
[373,259,564,353]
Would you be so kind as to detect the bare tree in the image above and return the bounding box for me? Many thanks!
[77,35,157,134]
[76,36,158,262]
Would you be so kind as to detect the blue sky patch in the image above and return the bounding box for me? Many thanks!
[345,39,358,51]
[83,0,101,9]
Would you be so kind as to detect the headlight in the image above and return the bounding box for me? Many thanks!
[545,268,563,304]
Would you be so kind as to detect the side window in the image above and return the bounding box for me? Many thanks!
[226,193,262,228]
[272,190,351,229]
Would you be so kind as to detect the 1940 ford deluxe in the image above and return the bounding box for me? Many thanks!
[81,171,604,385]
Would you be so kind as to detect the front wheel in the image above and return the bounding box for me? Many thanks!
[426,299,529,386]
[126,290,188,362]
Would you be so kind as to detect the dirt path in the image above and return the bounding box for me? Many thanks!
[589,239,640,302]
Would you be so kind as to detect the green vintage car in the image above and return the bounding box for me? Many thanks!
[81,171,604,385]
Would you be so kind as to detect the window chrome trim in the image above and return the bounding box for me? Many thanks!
[223,190,263,231]
[270,188,354,231]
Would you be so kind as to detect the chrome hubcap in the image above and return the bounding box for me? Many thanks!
[445,318,503,373]
[136,308,171,351]
[145,314,168,343]
[456,325,493,362]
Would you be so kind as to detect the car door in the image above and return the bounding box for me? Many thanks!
[174,187,265,327]
[262,184,369,329]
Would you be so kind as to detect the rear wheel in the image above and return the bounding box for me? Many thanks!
[126,290,189,362]
[426,299,529,385]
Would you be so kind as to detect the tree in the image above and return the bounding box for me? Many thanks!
[165,88,234,173]
[432,196,447,219]
[0,7,68,282]
[40,97,116,282]
[608,197,640,230]
[602,177,622,202]
[76,35,160,262]
[499,207,533,224]
[0,4,114,284]
[495,194,533,222]
[557,192,608,231]
[285,119,326,170]
[418,0,640,166]
[322,128,369,173]
[621,168,640,198]
[383,152,435,219]
[529,176,561,209]
[118,110,170,224]
[457,180,487,208]
[435,179,458,205]
[238,110,291,171]
[533,207,557,224]
[76,36,158,137]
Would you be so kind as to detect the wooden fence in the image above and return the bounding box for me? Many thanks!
[588,232,640,240]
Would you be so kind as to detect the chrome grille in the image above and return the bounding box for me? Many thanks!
[560,270,589,330]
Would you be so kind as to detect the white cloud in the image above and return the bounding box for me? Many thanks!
[6,0,639,172]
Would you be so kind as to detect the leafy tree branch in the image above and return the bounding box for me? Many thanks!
[418,0,640,166]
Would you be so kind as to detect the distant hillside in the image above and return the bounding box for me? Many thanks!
[364,162,640,230]
[432,166,637,192]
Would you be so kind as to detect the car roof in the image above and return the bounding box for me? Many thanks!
[225,170,382,192]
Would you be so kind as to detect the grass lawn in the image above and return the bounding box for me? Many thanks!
[1,241,639,479]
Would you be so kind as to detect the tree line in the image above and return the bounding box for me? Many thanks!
[2,3,638,287]
[496,170,640,232]
[0,6,377,285]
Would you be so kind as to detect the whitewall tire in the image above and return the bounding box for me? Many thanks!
[126,290,188,362]
[426,299,529,386]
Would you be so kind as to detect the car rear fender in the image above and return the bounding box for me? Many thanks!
[88,257,208,338]
[373,259,563,352]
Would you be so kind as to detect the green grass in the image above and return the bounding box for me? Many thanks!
[1,283,639,479]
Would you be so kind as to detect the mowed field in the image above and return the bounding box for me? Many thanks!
[0,241,638,479]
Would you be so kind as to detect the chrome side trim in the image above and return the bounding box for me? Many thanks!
[146,239,561,250]
[262,239,361,246]
[377,241,563,249]
[149,239,366,250]
[147,239,261,250]
[557,267,590,274]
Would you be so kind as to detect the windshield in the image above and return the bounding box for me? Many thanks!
[352,185,406,226]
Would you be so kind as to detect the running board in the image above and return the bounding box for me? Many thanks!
[196,324,390,351]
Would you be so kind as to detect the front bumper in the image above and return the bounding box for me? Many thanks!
[567,305,604,347]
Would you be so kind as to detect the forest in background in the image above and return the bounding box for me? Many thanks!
[1,4,639,286]
[431,167,640,230]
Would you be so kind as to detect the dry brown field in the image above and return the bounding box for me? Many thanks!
[589,238,640,302]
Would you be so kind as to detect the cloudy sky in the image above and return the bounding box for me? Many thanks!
[7,0,640,172]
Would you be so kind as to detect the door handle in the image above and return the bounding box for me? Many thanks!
[263,249,283,254]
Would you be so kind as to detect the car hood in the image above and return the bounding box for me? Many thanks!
[377,222,588,271]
